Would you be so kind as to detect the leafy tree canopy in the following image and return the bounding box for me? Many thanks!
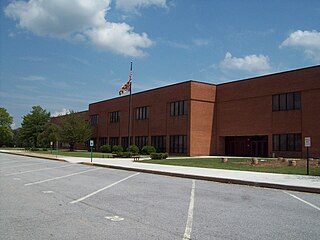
[20,106,50,147]
[0,107,13,146]
[59,111,91,151]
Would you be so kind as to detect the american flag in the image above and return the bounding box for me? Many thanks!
[119,63,132,95]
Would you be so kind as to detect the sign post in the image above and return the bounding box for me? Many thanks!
[50,141,53,155]
[304,137,311,175]
[90,140,94,163]
[56,141,58,158]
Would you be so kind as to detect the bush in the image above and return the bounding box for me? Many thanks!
[112,145,123,153]
[150,152,168,160]
[100,144,111,153]
[31,148,40,151]
[42,148,48,151]
[121,152,133,158]
[127,145,139,154]
[141,145,156,155]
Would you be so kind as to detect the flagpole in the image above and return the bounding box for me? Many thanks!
[128,61,133,148]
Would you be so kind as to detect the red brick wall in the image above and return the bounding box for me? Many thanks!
[216,66,320,157]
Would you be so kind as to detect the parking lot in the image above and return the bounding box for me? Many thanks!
[1,153,319,240]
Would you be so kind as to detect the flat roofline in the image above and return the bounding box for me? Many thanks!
[51,110,88,119]
[216,65,320,86]
[89,65,319,106]
[90,80,216,106]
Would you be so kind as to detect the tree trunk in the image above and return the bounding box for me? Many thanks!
[69,142,75,152]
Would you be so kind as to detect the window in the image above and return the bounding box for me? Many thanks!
[170,135,187,154]
[272,133,301,152]
[135,136,148,149]
[272,92,301,111]
[294,92,301,109]
[151,136,166,152]
[273,134,279,151]
[109,137,119,146]
[136,106,149,120]
[90,115,98,126]
[99,137,108,146]
[110,111,120,123]
[121,137,133,149]
[170,100,187,116]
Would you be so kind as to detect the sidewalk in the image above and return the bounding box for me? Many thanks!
[1,150,320,194]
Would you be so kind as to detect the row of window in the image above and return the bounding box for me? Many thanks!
[272,92,301,111]
[97,134,304,153]
[95,135,187,153]
[272,133,302,152]
[90,100,188,125]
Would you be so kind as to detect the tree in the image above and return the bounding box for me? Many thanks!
[59,111,91,151]
[0,107,14,146]
[38,123,61,147]
[20,106,50,147]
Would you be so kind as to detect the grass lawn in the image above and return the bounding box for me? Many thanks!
[20,149,114,158]
[142,158,320,176]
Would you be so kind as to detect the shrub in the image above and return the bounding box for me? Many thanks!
[127,145,139,154]
[100,144,111,153]
[31,148,40,151]
[141,145,156,155]
[150,152,168,160]
[112,145,123,153]
[121,152,133,158]
[42,148,48,151]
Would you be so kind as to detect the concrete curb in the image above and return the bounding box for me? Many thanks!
[81,162,320,194]
[1,151,66,162]
[1,151,319,194]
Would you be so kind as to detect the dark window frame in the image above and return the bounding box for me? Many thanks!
[110,111,120,123]
[90,114,98,126]
[136,106,149,120]
[151,136,166,152]
[272,92,301,112]
[170,100,188,117]
[170,135,187,154]
[272,133,301,152]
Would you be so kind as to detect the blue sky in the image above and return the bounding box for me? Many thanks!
[1,0,320,128]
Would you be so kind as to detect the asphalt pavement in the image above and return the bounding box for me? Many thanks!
[1,153,320,240]
[1,150,319,193]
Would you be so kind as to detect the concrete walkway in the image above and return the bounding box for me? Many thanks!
[1,150,320,194]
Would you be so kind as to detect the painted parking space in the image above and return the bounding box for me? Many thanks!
[191,181,320,240]
[1,153,319,240]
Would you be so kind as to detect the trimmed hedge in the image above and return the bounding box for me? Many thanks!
[112,145,123,153]
[127,145,139,154]
[141,145,156,155]
[150,152,169,160]
[100,144,111,153]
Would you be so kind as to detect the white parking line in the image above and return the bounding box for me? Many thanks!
[70,172,140,204]
[4,164,73,176]
[24,168,99,186]
[0,162,47,170]
[0,159,38,165]
[183,180,196,240]
[283,191,320,211]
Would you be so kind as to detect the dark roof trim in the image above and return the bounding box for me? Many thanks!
[90,65,319,106]
[90,80,215,106]
[217,65,320,86]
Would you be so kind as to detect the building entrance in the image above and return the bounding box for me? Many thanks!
[225,136,268,157]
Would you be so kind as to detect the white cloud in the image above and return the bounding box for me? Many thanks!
[86,22,152,57]
[280,30,320,63]
[5,0,153,57]
[192,38,210,47]
[51,108,70,117]
[19,75,47,81]
[115,0,167,12]
[219,52,272,72]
